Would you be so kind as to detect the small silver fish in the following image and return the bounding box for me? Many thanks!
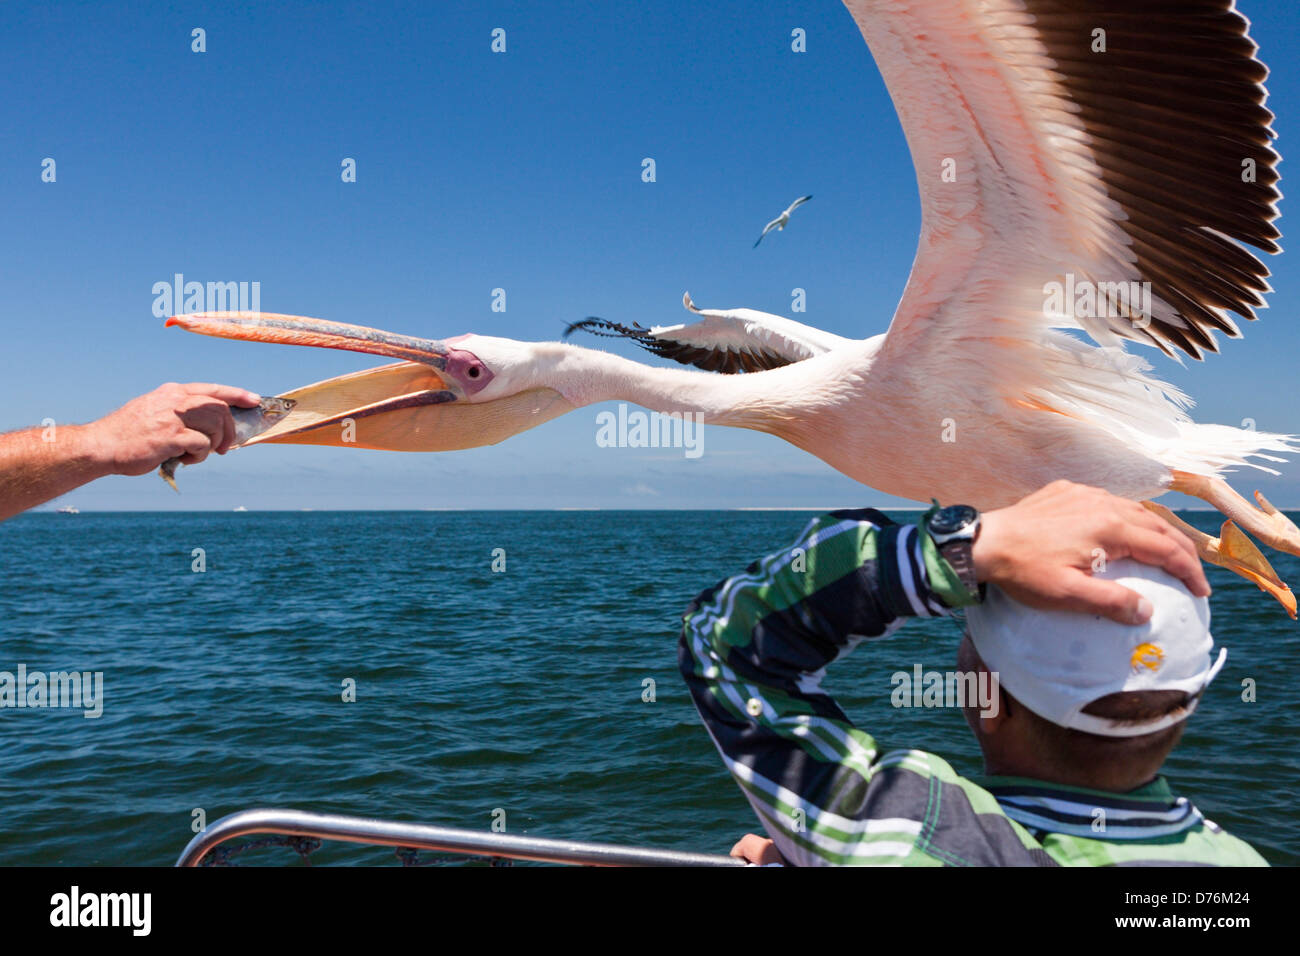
[159,396,297,492]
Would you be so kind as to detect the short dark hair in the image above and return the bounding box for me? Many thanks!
[1081,689,1197,727]
[958,633,1194,781]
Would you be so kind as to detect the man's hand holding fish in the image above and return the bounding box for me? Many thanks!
[0,382,262,520]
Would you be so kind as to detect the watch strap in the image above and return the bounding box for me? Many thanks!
[916,522,978,609]
[938,538,981,600]
[919,501,983,607]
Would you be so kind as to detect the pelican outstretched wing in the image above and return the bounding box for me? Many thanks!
[564,292,852,374]
[849,0,1281,363]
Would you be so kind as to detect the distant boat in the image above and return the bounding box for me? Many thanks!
[233,506,248,512]
[56,506,79,515]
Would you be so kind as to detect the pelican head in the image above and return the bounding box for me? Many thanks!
[166,312,576,451]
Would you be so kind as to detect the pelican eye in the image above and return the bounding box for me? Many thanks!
[467,366,481,379]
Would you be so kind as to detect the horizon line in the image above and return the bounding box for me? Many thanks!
[18,505,1282,515]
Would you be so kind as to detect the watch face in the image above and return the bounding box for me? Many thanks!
[931,504,979,536]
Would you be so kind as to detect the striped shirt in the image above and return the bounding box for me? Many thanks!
[678,509,1267,866]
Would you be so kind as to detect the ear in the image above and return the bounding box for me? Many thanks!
[976,670,1011,734]
[958,632,1008,734]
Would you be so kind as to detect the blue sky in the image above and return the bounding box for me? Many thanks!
[4,0,1300,511]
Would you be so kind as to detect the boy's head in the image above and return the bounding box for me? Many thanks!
[957,559,1225,791]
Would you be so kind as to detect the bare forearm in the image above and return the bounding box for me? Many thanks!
[0,425,112,521]
[0,382,262,522]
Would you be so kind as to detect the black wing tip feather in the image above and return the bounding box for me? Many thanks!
[1027,0,1282,360]
[565,316,670,357]
[563,317,649,341]
[562,315,796,375]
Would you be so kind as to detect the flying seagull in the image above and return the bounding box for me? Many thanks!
[167,0,1298,615]
[754,195,813,247]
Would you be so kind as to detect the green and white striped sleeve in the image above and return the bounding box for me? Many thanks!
[678,508,969,865]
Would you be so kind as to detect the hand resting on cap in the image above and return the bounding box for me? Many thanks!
[972,480,1211,626]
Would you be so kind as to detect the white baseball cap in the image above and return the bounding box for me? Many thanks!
[964,558,1227,738]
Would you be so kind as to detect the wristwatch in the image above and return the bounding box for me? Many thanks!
[924,502,982,602]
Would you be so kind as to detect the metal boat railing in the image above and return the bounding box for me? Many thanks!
[176,808,746,867]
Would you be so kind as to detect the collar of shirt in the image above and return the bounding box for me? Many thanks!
[977,775,1205,840]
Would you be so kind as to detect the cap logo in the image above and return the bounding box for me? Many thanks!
[1130,642,1164,672]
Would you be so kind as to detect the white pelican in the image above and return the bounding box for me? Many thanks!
[754,195,813,248]
[167,0,1299,615]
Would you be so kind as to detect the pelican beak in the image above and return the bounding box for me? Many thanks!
[166,311,572,451]
[166,311,462,376]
